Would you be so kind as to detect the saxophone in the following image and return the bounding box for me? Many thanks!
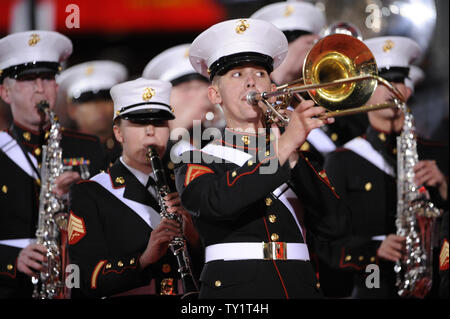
[146,146,199,298]
[394,101,441,298]
[32,101,69,299]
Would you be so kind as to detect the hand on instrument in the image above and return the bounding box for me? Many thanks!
[53,171,81,196]
[139,218,181,269]
[164,192,201,250]
[414,160,448,200]
[376,234,405,262]
[17,243,46,277]
[276,100,334,165]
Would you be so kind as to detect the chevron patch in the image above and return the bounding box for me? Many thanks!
[68,211,86,245]
[440,239,449,271]
[184,164,214,186]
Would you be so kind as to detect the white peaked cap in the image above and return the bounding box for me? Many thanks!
[250,1,326,34]
[0,30,72,81]
[110,78,174,121]
[142,44,205,83]
[189,18,288,79]
[57,60,128,100]
[365,36,421,70]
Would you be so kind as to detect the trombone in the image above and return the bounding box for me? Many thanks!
[246,33,406,126]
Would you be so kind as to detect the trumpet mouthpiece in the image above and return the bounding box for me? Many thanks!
[246,91,260,106]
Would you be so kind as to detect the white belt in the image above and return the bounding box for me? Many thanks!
[0,238,34,249]
[205,242,310,263]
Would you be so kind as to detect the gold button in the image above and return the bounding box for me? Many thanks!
[265,150,270,156]
[34,148,41,156]
[248,160,253,167]
[36,179,41,186]
[378,132,386,142]
[271,233,279,241]
[241,136,249,145]
[130,258,135,265]
[345,255,352,262]
[300,141,310,151]
[167,161,175,170]
[214,280,222,287]
[1,185,7,194]
[370,257,376,263]
[170,173,175,180]
[7,264,13,271]
[358,256,364,261]
[331,133,338,142]
[392,148,397,155]
[162,263,171,273]
[365,182,372,191]
[268,214,277,223]
[265,197,273,206]
[106,263,112,269]
[23,132,31,141]
[231,171,237,177]
[44,131,50,139]
[115,177,125,184]
[316,282,321,289]
[117,261,123,267]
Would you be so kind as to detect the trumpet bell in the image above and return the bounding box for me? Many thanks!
[303,33,378,110]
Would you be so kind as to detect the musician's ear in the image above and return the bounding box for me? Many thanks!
[208,83,222,105]
[113,121,124,143]
[0,79,12,104]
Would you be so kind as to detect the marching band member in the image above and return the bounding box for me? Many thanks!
[58,60,128,163]
[68,78,200,298]
[323,36,448,298]
[174,18,351,299]
[0,30,108,298]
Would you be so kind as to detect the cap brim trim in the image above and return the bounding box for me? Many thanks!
[117,102,175,121]
[0,61,60,82]
[209,52,273,80]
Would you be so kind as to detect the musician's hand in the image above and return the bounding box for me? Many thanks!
[139,218,181,269]
[377,234,405,262]
[276,100,333,165]
[54,171,81,196]
[17,243,46,277]
[414,160,447,200]
[164,193,201,250]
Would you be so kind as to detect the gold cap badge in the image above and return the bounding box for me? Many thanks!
[28,34,40,46]
[383,40,395,53]
[142,87,155,101]
[236,19,249,34]
[284,5,294,17]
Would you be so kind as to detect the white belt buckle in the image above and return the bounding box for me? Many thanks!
[263,242,287,261]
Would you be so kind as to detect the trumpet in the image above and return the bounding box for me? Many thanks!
[246,34,406,125]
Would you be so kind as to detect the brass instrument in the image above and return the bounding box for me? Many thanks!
[146,146,199,298]
[246,33,406,124]
[32,101,69,299]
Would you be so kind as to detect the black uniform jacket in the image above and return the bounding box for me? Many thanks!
[68,160,180,298]
[174,128,351,299]
[322,125,448,297]
[0,122,108,298]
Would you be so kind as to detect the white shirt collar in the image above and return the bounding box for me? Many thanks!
[120,156,154,187]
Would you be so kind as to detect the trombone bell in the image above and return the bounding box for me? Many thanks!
[303,33,378,110]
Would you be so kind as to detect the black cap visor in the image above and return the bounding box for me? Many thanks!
[0,61,60,83]
[379,67,410,84]
[119,103,175,122]
[209,52,273,80]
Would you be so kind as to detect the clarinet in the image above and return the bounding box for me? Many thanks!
[147,146,199,298]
